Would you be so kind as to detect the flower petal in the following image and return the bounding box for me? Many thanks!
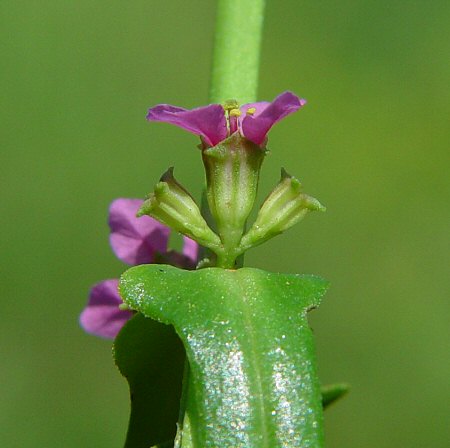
[241,92,306,145]
[109,198,170,265]
[147,103,227,147]
[79,279,133,339]
[240,101,270,117]
[182,236,199,264]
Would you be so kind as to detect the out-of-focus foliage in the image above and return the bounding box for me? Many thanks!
[114,313,185,448]
[1,1,448,447]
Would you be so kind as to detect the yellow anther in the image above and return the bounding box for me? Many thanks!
[246,107,256,116]
[223,99,239,111]
[229,108,242,117]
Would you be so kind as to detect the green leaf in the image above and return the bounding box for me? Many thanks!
[151,442,174,448]
[321,383,350,409]
[120,265,328,448]
[114,313,185,448]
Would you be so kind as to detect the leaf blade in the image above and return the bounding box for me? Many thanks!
[120,265,328,447]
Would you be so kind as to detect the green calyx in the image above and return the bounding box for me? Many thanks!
[202,133,266,267]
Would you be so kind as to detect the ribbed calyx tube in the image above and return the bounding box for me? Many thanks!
[202,133,266,267]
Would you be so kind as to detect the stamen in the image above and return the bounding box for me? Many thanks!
[246,107,256,116]
[223,99,239,111]
[223,100,241,136]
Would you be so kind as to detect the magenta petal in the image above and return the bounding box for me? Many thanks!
[80,279,133,339]
[241,92,306,145]
[182,236,199,264]
[109,198,170,265]
[147,103,227,147]
[240,101,270,116]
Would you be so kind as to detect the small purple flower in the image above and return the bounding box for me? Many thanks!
[109,198,170,265]
[79,279,133,340]
[147,91,306,147]
[80,198,199,339]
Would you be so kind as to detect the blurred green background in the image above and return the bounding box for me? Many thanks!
[2,0,449,446]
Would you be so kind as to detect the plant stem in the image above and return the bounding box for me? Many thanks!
[207,0,266,269]
[178,2,267,446]
[209,0,266,105]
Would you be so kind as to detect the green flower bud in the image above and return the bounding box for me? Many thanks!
[138,168,221,250]
[240,169,325,251]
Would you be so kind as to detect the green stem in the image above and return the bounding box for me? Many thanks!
[207,0,266,269]
[199,0,267,266]
[178,1,266,446]
[209,0,266,105]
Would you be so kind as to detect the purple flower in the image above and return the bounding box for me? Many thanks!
[109,198,170,265]
[147,91,306,147]
[79,279,133,339]
[80,198,199,339]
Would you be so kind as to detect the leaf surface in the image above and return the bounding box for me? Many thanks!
[120,265,328,448]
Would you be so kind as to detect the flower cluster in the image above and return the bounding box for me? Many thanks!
[139,91,323,269]
[80,198,198,339]
[81,91,321,324]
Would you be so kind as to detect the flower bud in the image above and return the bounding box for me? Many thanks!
[240,169,325,250]
[138,168,221,250]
